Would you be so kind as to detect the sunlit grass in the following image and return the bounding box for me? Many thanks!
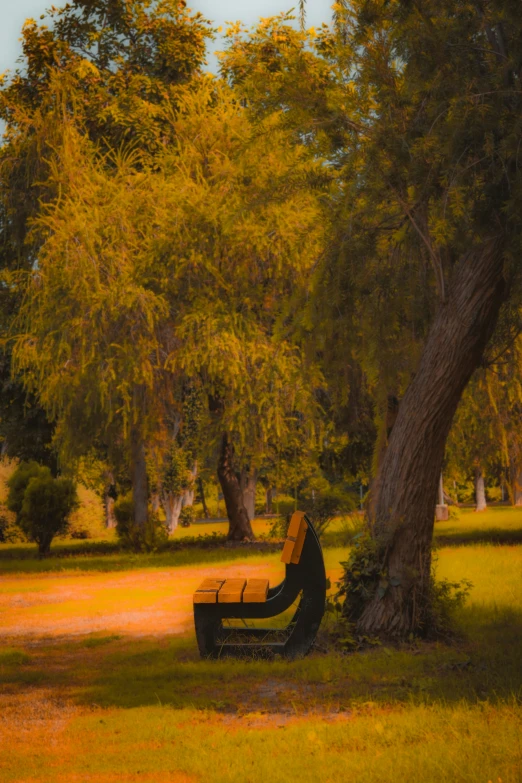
[2,700,520,783]
[3,506,521,577]
[434,505,522,544]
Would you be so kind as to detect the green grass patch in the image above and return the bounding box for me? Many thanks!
[434,505,522,545]
[2,698,521,782]
[82,634,122,648]
[2,507,522,576]
[0,542,278,575]
[0,648,31,666]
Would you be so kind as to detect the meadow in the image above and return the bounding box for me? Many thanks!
[1,508,521,782]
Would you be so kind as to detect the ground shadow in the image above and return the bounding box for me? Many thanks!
[13,604,510,715]
[434,527,522,546]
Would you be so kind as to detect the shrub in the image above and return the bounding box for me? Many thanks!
[306,487,357,539]
[0,509,23,543]
[114,493,168,552]
[326,513,365,547]
[267,514,291,540]
[425,556,473,638]
[19,474,79,556]
[69,527,90,540]
[7,461,50,517]
[179,505,195,527]
[336,535,473,644]
[448,506,461,522]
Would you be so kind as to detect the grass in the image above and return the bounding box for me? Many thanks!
[434,505,522,545]
[0,509,521,781]
[2,506,521,575]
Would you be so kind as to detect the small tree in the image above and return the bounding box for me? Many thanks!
[8,464,78,556]
[7,462,50,517]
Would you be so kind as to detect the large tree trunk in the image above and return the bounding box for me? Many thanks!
[475,467,487,511]
[240,466,257,522]
[217,433,255,541]
[162,492,183,533]
[350,241,506,638]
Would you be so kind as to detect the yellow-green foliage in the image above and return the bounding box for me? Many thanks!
[10,72,326,477]
[68,484,105,539]
[0,461,14,502]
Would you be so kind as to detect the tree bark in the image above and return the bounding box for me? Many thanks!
[351,240,506,638]
[104,494,116,528]
[475,466,487,511]
[103,471,116,528]
[182,461,197,508]
[217,433,255,541]
[38,533,52,557]
[265,486,273,514]
[162,492,183,533]
[240,466,257,522]
[131,430,148,531]
[197,476,210,518]
[512,466,522,506]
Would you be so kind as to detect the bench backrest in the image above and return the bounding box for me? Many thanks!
[280,511,308,565]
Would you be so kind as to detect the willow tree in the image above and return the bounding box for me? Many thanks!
[229,3,522,633]
[12,122,179,530]
[0,0,213,519]
[11,71,325,538]
[322,1,522,637]
[0,0,212,282]
[152,80,326,539]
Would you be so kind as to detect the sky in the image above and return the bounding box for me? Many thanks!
[0,0,335,77]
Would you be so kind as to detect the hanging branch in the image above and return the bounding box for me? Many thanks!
[333,0,349,40]
[298,0,306,31]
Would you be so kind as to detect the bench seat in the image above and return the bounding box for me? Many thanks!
[194,577,269,604]
[193,513,308,606]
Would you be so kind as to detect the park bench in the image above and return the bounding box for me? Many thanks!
[193,511,326,659]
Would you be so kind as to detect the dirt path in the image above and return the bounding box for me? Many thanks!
[0,561,285,641]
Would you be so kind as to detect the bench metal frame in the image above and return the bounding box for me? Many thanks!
[193,514,326,659]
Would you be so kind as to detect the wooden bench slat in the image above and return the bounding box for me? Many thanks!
[193,578,225,604]
[291,519,307,564]
[281,511,307,564]
[218,578,246,603]
[243,578,269,603]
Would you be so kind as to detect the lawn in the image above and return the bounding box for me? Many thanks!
[1,509,521,782]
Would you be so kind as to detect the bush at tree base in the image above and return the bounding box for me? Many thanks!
[114,493,168,552]
[334,533,473,644]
